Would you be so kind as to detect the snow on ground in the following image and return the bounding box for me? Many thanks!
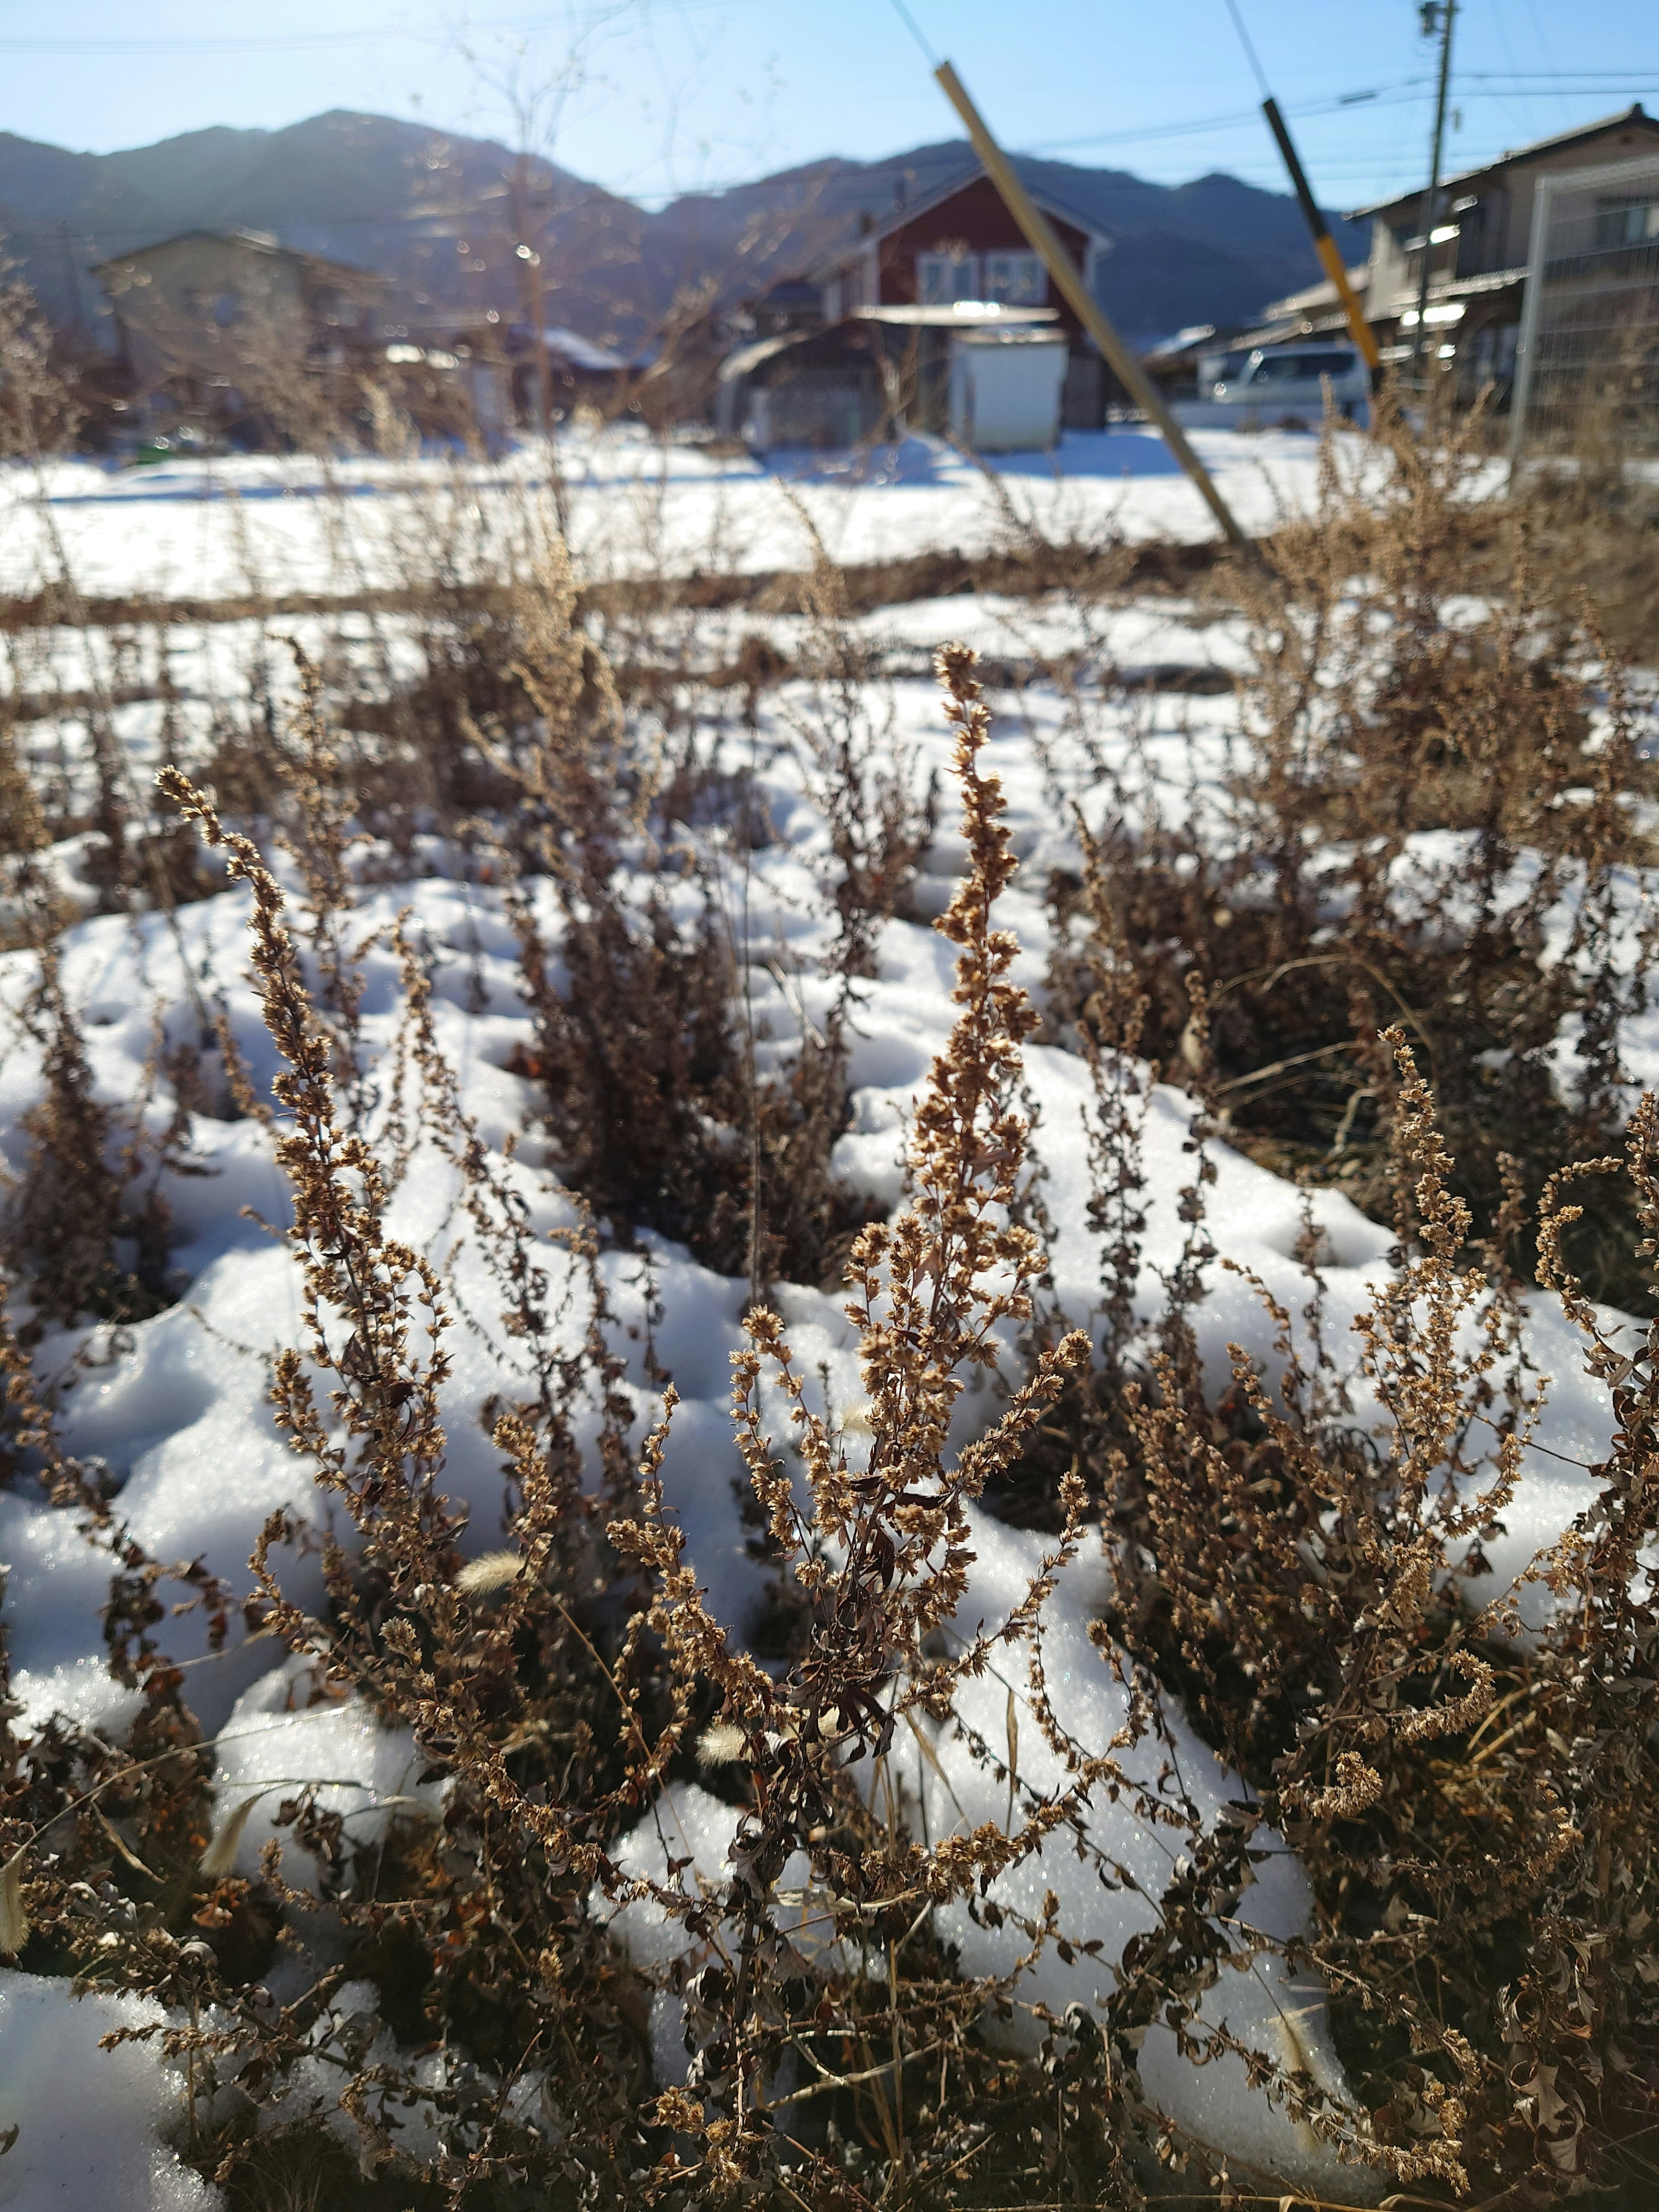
[0,1973,216,2211]
[0,423,1373,602]
[0,484,1633,2196]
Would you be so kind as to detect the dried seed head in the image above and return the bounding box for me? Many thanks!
[696,1722,748,1769]
[0,1849,29,1956]
[455,1550,526,1598]
[200,1792,267,1881]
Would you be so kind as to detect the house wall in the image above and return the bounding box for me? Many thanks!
[866,178,1095,345]
[1366,118,1659,321]
[101,237,305,383]
[98,236,374,404]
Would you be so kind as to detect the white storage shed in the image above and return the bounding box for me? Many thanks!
[947,325,1070,451]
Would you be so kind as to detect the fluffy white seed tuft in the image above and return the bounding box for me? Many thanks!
[696,1722,748,1769]
[455,1551,526,1598]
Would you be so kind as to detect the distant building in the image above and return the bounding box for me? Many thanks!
[716,302,1069,454]
[1349,105,1659,394]
[807,168,1114,429]
[744,280,826,339]
[1184,106,1659,407]
[385,306,633,440]
[1508,145,1659,458]
[710,168,1113,445]
[502,324,632,425]
[90,229,383,435]
[716,319,893,449]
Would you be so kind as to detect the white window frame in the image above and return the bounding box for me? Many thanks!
[982,250,1046,305]
[1595,194,1659,248]
[917,249,982,305]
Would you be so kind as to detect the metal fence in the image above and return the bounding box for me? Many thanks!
[1510,150,1659,465]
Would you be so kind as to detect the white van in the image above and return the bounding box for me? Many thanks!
[1208,343,1370,428]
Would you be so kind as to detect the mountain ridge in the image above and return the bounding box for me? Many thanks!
[0,109,1370,351]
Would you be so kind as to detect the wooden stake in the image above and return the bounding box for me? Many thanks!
[933,58,1253,553]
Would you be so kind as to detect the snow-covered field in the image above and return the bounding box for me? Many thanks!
[0,423,1373,602]
[0,436,1644,2202]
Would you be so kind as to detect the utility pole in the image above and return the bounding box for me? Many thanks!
[1411,0,1457,378]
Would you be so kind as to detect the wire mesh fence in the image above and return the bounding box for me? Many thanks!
[1510,150,1659,466]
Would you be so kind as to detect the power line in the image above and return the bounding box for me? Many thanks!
[1221,0,1273,104]
[1033,80,1657,154]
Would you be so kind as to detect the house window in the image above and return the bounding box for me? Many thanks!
[1595,196,1659,249]
[186,289,242,327]
[917,249,981,304]
[983,251,1046,305]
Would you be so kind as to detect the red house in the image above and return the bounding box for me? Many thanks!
[810,168,1113,427]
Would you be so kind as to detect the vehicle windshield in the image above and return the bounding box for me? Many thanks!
[1199,349,1249,391]
[1248,350,1358,384]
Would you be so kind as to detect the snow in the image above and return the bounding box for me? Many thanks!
[0,1973,219,2211]
[601,1520,1369,2194]
[206,1656,446,1883]
[0,424,1367,603]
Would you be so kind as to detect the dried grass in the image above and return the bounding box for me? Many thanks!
[0,310,1656,2209]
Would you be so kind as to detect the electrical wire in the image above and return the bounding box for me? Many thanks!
[1519,0,1574,127]
[1033,80,1659,156]
[1221,0,1273,104]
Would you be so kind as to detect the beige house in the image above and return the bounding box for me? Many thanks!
[1229,107,1659,399]
[1354,105,1659,391]
[91,229,383,429]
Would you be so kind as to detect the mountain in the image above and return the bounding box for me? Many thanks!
[0,112,653,341]
[652,143,1371,341]
[0,111,1371,353]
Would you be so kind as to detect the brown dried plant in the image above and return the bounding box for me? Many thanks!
[6,947,168,1328]
[138,648,1375,2209]
[589,645,1163,2196]
[1079,1014,1659,2199]
[1030,394,1659,1316]
[153,763,674,2193]
[480,534,884,1290]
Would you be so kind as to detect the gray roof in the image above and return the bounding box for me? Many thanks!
[89,229,377,286]
[716,332,804,383]
[1348,104,1658,220]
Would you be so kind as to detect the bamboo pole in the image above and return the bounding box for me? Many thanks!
[1259,98,1381,372]
[932,58,1252,553]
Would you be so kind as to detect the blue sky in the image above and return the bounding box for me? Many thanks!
[3,0,1656,214]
